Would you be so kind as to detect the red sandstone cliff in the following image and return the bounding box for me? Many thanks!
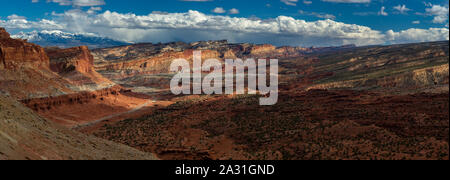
[92,42,306,79]
[0,27,75,99]
[47,46,94,73]
[1,28,147,128]
[45,46,114,89]
[0,28,49,70]
[0,28,114,99]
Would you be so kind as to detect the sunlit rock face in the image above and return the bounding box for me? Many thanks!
[0,27,49,70]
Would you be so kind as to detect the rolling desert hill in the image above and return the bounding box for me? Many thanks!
[302,41,449,93]
[0,92,156,160]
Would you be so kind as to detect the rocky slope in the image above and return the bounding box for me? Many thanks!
[1,27,159,160]
[1,27,76,99]
[46,46,115,91]
[277,41,450,93]
[307,64,449,92]
[0,92,156,160]
[20,85,152,127]
[0,29,49,70]
[1,27,116,99]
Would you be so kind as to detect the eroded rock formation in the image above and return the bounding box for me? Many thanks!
[91,40,309,82]
[47,46,94,74]
[1,28,142,128]
[45,46,115,90]
[1,27,75,99]
[0,27,49,70]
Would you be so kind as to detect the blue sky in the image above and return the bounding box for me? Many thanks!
[0,0,449,46]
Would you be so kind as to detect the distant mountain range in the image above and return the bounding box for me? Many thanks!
[12,30,131,49]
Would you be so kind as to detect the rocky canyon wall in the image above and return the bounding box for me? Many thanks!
[0,28,49,70]
[91,42,307,82]
[47,46,94,74]
[45,46,115,91]
[0,27,75,99]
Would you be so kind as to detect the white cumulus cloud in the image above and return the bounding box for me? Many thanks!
[1,9,448,47]
[426,5,449,24]
[386,28,449,44]
[212,7,226,14]
[393,5,411,14]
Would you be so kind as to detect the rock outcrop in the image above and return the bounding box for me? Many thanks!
[1,27,113,98]
[21,85,123,113]
[20,85,153,128]
[248,44,276,55]
[300,41,450,93]
[0,27,9,39]
[46,46,115,90]
[1,27,75,99]
[307,64,449,92]
[0,27,149,130]
[90,40,449,97]
[1,28,113,99]
[91,40,308,82]
[47,46,94,74]
[0,27,49,70]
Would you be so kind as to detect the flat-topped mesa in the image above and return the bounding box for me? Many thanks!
[0,27,50,70]
[247,44,277,56]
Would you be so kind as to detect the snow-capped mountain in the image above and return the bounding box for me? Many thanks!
[12,30,131,49]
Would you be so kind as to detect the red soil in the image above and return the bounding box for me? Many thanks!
[92,90,449,160]
[21,86,153,127]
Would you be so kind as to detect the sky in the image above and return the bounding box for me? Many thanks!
[0,0,449,47]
